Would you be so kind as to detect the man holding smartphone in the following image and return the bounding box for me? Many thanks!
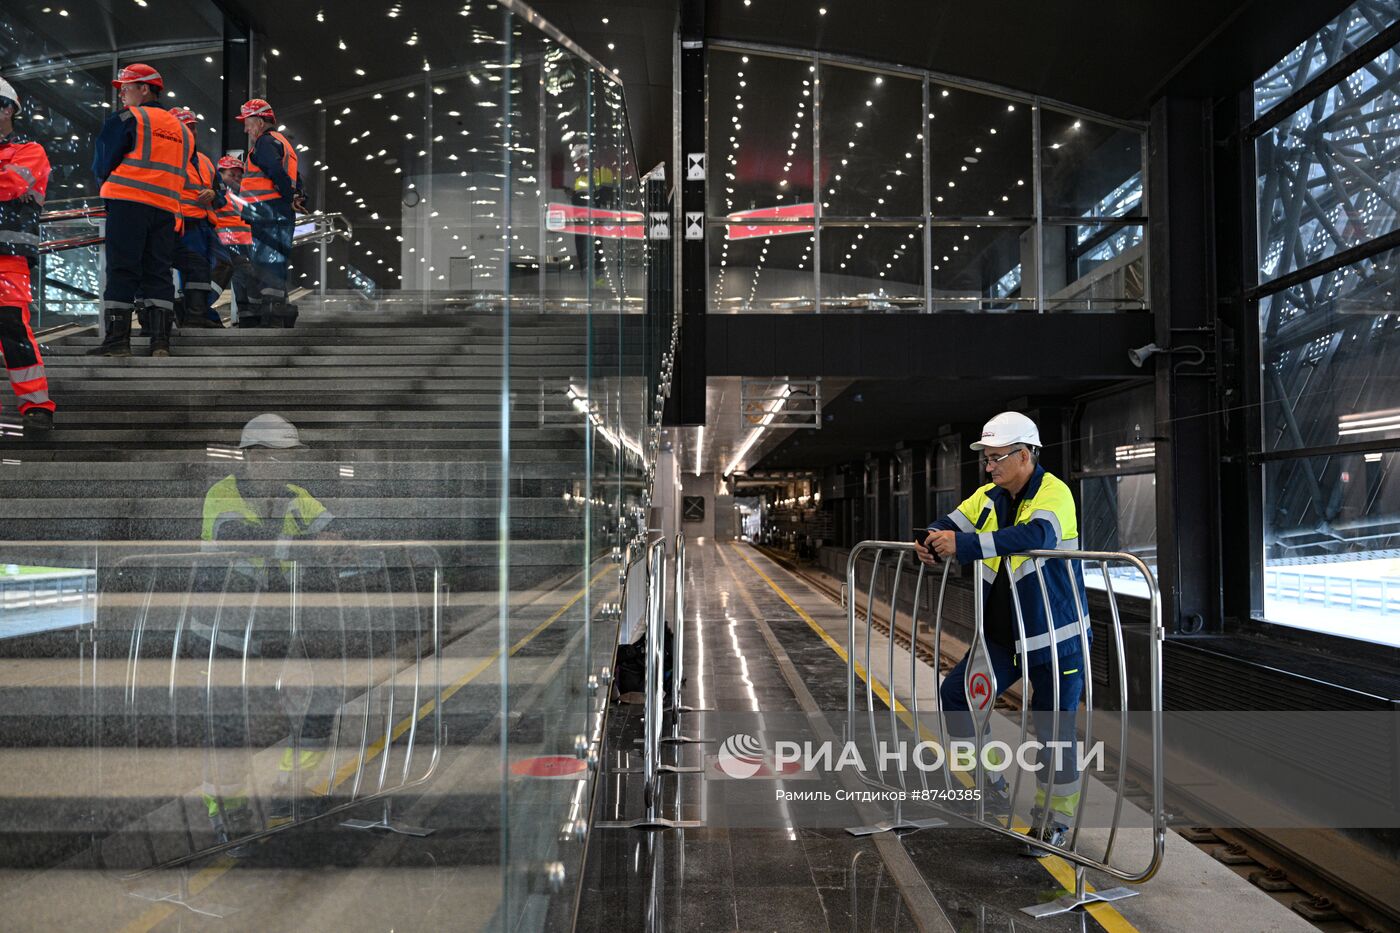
[913,411,1089,857]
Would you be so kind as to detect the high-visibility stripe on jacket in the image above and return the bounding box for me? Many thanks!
[201,474,334,572]
[99,106,191,216]
[573,165,617,192]
[241,130,297,205]
[214,189,252,245]
[0,135,50,262]
[179,150,217,222]
[927,464,1090,670]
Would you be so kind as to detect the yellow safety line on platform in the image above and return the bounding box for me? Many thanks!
[121,562,614,933]
[730,542,1140,933]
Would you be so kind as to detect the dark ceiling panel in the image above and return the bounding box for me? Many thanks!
[705,0,1352,120]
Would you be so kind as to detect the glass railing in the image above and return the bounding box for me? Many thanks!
[0,1,667,929]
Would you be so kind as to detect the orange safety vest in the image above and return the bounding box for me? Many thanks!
[179,151,218,223]
[241,130,298,205]
[214,192,252,245]
[99,106,192,217]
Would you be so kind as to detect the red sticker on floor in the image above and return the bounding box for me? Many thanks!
[510,756,588,779]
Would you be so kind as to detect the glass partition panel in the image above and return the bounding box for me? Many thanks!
[929,223,1033,312]
[0,1,655,930]
[1040,221,1147,311]
[819,224,922,311]
[707,50,816,220]
[818,64,922,218]
[1038,108,1143,221]
[928,83,1033,220]
[713,225,816,312]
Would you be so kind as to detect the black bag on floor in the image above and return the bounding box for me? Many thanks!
[613,624,675,700]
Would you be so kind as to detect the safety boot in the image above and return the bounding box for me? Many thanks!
[148,306,172,358]
[86,308,132,357]
[1020,807,1071,858]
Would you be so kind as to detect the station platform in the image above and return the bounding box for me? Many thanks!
[577,541,1322,933]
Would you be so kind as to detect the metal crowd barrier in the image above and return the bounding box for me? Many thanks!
[600,533,704,830]
[90,543,444,892]
[844,540,1165,919]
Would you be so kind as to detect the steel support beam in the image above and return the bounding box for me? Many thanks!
[1149,97,1224,636]
[667,0,707,426]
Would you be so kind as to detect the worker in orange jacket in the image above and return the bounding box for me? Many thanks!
[237,99,306,328]
[169,107,225,328]
[89,63,198,357]
[212,156,254,319]
[0,76,55,434]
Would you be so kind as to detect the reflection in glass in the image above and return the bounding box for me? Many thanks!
[712,226,815,312]
[929,224,1031,312]
[708,51,816,219]
[1264,452,1400,646]
[819,225,922,310]
[928,84,1032,219]
[1040,222,1146,310]
[1038,108,1143,220]
[818,65,922,217]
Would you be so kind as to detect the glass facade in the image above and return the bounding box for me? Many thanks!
[707,47,1149,314]
[1076,385,1157,596]
[1,2,663,928]
[1254,5,1400,644]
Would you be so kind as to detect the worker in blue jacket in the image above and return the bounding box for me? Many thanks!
[916,411,1090,857]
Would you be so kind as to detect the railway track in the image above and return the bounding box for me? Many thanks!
[753,544,1398,933]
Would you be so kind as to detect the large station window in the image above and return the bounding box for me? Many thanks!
[705,47,1149,314]
[1252,2,1400,645]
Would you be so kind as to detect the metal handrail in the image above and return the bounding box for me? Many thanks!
[844,539,1165,918]
[99,544,445,880]
[34,209,352,254]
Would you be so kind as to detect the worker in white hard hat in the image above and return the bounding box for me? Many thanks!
[194,413,342,850]
[914,411,1090,857]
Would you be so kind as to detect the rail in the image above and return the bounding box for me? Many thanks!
[90,543,443,892]
[36,207,354,254]
[844,540,1165,919]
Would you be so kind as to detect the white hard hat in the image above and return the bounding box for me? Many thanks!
[970,411,1041,451]
[239,413,306,449]
[0,77,19,113]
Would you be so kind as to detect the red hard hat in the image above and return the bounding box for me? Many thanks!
[236,98,276,122]
[113,63,164,90]
[169,106,197,125]
[217,155,245,171]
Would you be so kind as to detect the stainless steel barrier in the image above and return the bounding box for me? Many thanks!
[661,532,710,745]
[844,540,1165,919]
[599,535,702,830]
[91,543,444,896]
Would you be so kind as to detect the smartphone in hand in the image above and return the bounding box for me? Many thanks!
[914,530,938,560]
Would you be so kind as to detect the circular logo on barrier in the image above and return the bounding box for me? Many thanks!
[717,733,766,779]
[969,672,993,710]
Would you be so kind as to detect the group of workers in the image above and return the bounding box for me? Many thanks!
[0,64,310,433]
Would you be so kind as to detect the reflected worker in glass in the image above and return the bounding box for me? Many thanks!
[0,76,55,433]
[195,414,343,849]
[914,411,1090,856]
[570,143,617,287]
